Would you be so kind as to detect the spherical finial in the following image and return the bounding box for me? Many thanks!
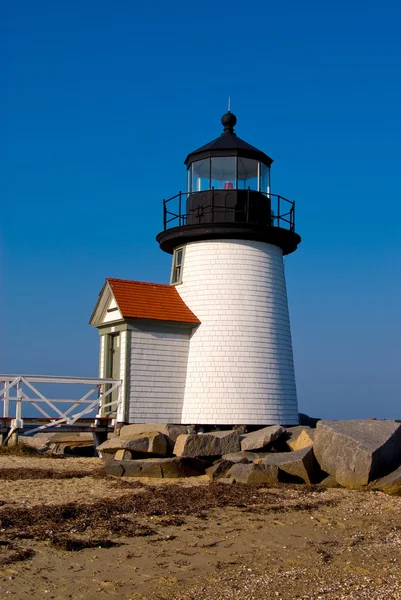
[221,111,237,133]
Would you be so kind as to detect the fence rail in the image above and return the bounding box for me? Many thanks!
[0,374,122,442]
[162,190,296,232]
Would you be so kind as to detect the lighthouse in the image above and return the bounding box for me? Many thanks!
[91,111,301,427]
[156,111,301,426]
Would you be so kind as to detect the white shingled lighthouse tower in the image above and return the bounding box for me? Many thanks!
[156,111,301,425]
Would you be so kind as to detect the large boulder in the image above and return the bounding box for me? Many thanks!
[119,423,193,442]
[314,420,401,488]
[255,446,320,484]
[370,465,401,496]
[174,431,240,457]
[105,457,205,479]
[97,432,170,457]
[227,462,279,484]
[240,425,285,452]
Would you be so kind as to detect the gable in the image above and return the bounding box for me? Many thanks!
[102,294,123,324]
[89,282,124,327]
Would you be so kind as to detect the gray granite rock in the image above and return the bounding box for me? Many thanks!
[97,432,170,457]
[220,452,251,463]
[114,449,133,460]
[47,433,95,457]
[105,457,205,479]
[227,462,279,484]
[320,474,342,488]
[255,446,319,484]
[222,451,272,463]
[174,431,240,457]
[314,420,401,488]
[240,425,285,452]
[206,460,237,480]
[119,423,194,442]
[370,465,401,496]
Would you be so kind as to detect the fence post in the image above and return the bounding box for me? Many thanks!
[178,191,182,226]
[246,187,250,222]
[8,379,23,446]
[3,380,9,418]
[16,379,23,423]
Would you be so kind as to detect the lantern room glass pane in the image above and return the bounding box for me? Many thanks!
[260,163,269,194]
[211,157,237,190]
[237,157,259,191]
[191,159,210,192]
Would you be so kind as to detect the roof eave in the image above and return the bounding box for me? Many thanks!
[184,148,273,167]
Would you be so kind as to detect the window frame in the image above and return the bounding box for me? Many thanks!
[170,246,185,285]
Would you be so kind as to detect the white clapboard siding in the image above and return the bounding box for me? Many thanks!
[128,324,191,423]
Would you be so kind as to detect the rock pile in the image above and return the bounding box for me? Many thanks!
[97,420,401,496]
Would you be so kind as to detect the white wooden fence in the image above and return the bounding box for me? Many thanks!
[0,375,122,440]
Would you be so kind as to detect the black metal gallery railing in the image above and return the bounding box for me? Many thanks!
[162,189,296,232]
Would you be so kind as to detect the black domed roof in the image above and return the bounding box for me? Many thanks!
[184,112,273,167]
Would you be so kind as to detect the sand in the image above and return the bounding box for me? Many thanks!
[0,454,400,600]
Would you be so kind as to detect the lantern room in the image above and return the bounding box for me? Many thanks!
[186,111,272,192]
[157,112,300,256]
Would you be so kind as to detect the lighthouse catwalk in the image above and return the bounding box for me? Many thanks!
[91,112,301,426]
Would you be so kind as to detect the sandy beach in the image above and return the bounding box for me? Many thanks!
[0,453,400,600]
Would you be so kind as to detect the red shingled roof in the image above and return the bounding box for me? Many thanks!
[106,278,200,324]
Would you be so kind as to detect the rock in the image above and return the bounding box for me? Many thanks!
[47,433,94,443]
[105,457,206,479]
[19,433,55,451]
[370,465,401,496]
[119,424,194,442]
[227,462,279,484]
[106,462,125,478]
[97,432,170,457]
[206,460,237,480]
[285,426,315,451]
[174,431,240,458]
[320,474,342,488]
[255,446,319,484]
[240,425,285,452]
[222,451,272,463]
[114,449,132,460]
[47,433,95,457]
[314,420,401,488]
[221,452,251,464]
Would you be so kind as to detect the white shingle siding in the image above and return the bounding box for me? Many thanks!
[176,239,299,425]
[128,324,190,423]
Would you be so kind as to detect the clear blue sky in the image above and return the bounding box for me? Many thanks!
[2,0,401,420]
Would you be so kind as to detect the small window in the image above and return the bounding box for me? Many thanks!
[171,247,184,284]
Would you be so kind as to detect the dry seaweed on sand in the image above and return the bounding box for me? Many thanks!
[0,481,338,549]
[0,467,106,481]
[0,540,35,565]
